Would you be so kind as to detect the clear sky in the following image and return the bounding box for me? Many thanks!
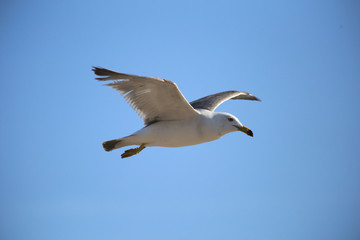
[1,1,359,239]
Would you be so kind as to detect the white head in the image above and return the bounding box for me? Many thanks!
[213,112,254,137]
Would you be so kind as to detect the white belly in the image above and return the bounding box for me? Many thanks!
[134,118,222,148]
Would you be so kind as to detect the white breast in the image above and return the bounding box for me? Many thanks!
[135,114,223,148]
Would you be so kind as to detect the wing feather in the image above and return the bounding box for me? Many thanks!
[93,67,198,125]
[190,91,260,112]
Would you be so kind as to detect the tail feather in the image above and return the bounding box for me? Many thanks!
[102,135,139,152]
[102,139,122,152]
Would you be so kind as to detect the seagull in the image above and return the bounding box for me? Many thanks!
[93,67,260,158]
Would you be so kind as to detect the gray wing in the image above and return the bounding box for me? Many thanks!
[190,91,261,112]
[93,67,198,125]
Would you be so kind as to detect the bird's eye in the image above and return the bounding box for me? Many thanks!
[227,118,234,122]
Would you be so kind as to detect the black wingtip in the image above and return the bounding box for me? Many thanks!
[92,66,100,72]
[92,66,108,76]
[247,93,261,102]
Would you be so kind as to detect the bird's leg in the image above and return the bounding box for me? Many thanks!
[121,144,147,159]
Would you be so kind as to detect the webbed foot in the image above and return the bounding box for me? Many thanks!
[121,144,146,158]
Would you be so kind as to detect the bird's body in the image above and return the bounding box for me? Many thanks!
[106,110,241,149]
[93,67,260,158]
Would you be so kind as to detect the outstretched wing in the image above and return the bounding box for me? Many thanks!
[93,67,198,125]
[190,91,260,112]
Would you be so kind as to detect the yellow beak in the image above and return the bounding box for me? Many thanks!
[233,125,254,137]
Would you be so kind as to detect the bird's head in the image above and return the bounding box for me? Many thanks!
[216,113,253,137]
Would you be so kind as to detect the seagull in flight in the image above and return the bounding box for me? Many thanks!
[93,67,260,158]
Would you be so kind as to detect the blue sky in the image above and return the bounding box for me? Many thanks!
[1,0,359,239]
